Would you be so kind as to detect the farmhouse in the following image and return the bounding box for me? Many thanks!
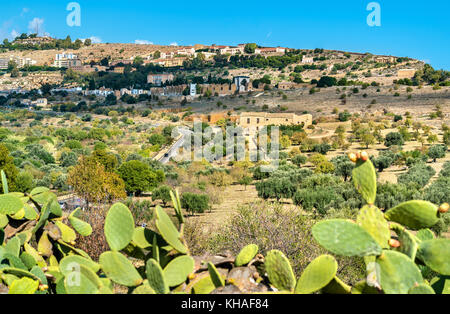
[239,112,313,129]
[147,73,175,86]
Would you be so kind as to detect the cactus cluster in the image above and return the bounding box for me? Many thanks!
[1,149,449,294]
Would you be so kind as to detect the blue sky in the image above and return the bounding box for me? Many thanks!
[1,1,449,69]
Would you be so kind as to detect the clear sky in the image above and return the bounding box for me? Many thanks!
[1,1,448,69]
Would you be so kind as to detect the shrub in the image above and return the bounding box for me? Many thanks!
[384,132,404,147]
[152,185,172,206]
[398,162,436,188]
[428,144,447,162]
[206,202,365,284]
[181,192,210,215]
[118,160,165,196]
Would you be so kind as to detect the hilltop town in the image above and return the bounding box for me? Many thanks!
[1,34,450,295]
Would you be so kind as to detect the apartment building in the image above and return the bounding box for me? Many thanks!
[147,73,175,86]
[0,56,37,69]
[201,84,237,96]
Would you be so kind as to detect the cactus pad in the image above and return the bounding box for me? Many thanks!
[352,159,377,205]
[0,194,23,215]
[207,262,225,288]
[163,255,195,287]
[376,250,423,294]
[146,258,169,294]
[104,203,135,251]
[385,200,439,230]
[235,244,259,267]
[312,219,382,257]
[132,280,156,294]
[295,255,337,294]
[408,284,435,294]
[416,229,435,241]
[8,277,39,294]
[265,250,296,292]
[64,264,103,294]
[99,251,143,287]
[357,205,390,248]
[155,206,187,254]
[68,210,92,237]
[417,239,450,275]
[391,224,418,260]
[60,256,100,276]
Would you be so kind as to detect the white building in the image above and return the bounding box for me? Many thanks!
[55,53,78,60]
[302,57,314,64]
[190,83,197,97]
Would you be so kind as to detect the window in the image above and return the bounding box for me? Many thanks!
[257,118,260,124]
[247,118,250,124]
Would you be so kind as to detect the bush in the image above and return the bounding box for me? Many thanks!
[384,132,404,147]
[181,192,209,215]
[255,177,297,200]
[338,111,351,122]
[291,154,307,166]
[152,185,172,206]
[118,160,165,196]
[205,202,364,284]
[398,162,436,188]
[428,144,447,162]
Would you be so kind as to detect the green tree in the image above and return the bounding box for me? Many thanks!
[244,43,257,54]
[428,144,447,162]
[67,156,126,208]
[152,185,172,206]
[118,160,164,196]
[15,171,34,193]
[384,132,404,147]
[0,146,18,192]
[181,192,209,215]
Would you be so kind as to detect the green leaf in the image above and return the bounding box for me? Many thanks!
[68,212,92,237]
[154,206,187,254]
[377,250,423,294]
[265,250,296,292]
[104,203,135,251]
[356,205,390,249]
[60,255,100,276]
[235,244,259,267]
[1,170,8,194]
[295,255,337,294]
[352,159,377,204]
[64,264,103,294]
[417,239,450,275]
[416,229,435,241]
[0,194,23,215]
[99,251,143,287]
[207,262,225,288]
[0,213,8,229]
[385,200,439,230]
[146,258,169,294]
[163,255,194,287]
[8,277,39,294]
[312,219,382,257]
[409,284,435,294]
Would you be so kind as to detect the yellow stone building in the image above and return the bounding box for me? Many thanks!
[239,112,313,129]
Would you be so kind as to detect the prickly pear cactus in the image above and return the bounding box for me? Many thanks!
[235,244,259,267]
[312,219,382,257]
[265,250,296,292]
[295,255,337,294]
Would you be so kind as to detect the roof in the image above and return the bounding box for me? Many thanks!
[240,112,297,119]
